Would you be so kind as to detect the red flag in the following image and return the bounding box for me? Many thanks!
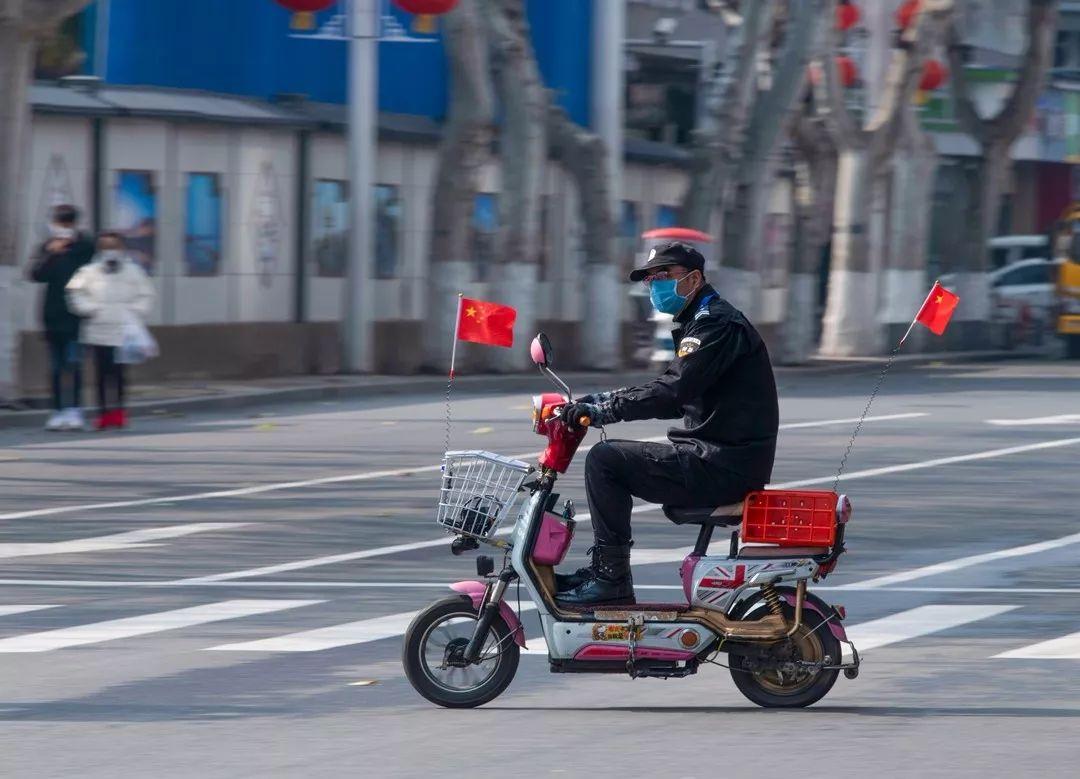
[457,297,516,348]
[914,281,960,336]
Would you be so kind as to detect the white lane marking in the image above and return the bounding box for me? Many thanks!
[839,530,1080,590]
[0,605,59,617]
[0,599,320,653]
[845,605,1018,652]
[631,547,694,566]
[209,602,539,653]
[779,412,927,429]
[995,630,1080,659]
[0,413,925,522]
[181,436,1080,584]
[0,523,248,560]
[986,414,1080,426]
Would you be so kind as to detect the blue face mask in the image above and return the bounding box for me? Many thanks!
[649,278,689,314]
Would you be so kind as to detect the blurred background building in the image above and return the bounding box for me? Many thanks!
[11,0,1080,390]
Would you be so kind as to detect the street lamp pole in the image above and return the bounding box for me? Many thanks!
[344,0,379,373]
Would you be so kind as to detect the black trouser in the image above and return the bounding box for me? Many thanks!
[584,439,760,546]
[92,346,126,413]
[46,333,82,411]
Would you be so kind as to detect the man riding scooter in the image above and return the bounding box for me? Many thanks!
[556,241,780,606]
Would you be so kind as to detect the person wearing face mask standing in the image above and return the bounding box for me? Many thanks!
[26,205,96,431]
[555,241,780,606]
[66,232,155,431]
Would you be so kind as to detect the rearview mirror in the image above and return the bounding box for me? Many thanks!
[530,332,553,367]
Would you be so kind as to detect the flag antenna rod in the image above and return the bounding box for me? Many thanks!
[832,282,941,492]
[445,293,464,457]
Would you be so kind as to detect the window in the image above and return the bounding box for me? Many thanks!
[184,173,223,276]
[655,204,678,229]
[997,262,1051,287]
[471,193,499,282]
[619,201,642,278]
[374,184,402,280]
[312,179,348,278]
[114,170,157,274]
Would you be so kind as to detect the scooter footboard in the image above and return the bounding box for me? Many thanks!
[450,581,527,647]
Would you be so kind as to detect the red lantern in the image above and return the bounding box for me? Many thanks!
[273,0,335,30]
[896,0,920,30]
[836,2,860,31]
[392,0,459,32]
[836,56,858,88]
[919,59,947,91]
[392,0,459,13]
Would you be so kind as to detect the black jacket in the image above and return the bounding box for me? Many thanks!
[27,234,95,340]
[611,285,779,485]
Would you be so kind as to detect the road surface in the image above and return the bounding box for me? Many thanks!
[1,359,1079,777]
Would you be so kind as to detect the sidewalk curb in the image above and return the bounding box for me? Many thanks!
[0,350,1021,431]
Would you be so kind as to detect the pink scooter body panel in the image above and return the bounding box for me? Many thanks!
[450,581,527,647]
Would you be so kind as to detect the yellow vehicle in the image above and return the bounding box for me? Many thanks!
[1052,204,1080,357]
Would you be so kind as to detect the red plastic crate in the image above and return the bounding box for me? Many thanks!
[741,490,839,548]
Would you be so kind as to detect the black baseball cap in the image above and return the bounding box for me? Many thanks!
[629,241,705,282]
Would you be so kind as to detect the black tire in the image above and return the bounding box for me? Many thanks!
[728,601,841,709]
[402,595,520,709]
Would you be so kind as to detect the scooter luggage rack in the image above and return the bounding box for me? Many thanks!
[437,450,532,541]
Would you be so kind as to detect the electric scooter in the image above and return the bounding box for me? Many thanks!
[403,333,860,708]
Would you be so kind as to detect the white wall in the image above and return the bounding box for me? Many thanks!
[20,111,697,335]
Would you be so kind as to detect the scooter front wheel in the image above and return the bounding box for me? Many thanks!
[402,595,520,708]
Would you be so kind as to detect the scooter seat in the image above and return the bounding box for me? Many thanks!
[662,501,744,526]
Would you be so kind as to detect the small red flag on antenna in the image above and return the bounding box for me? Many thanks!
[457,297,516,348]
[914,281,960,336]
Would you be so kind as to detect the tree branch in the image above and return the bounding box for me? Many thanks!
[23,0,91,36]
[948,0,1059,148]
[987,0,1058,142]
[866,0,951,167]
[819,0,861,146]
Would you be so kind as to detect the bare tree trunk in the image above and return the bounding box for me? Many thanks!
[678,0,775,233]
[425,0,495,370]
[817,0,950,357]
[484,0,546,371]
[882,104,939,349]
[946,1,1056,343]
[546,103,617,366]
[0,14,34,402]
[720,0,823,315]
[783,106,836,363]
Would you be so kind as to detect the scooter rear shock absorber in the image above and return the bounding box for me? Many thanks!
[762,583,784,616]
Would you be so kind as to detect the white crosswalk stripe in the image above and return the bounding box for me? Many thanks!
[845,604,1019,651]
[209,602,540,652]
[0,605,59,618]
[0,599,321,653]
[0,600,1047,658]
[995,630,1080,659]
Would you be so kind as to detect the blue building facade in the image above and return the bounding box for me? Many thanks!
[83,0,592,125]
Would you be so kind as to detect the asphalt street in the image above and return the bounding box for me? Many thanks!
[1,358,1079,778]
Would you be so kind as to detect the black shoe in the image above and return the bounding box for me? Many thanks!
[554,546,596,593]
[556,544,635,607]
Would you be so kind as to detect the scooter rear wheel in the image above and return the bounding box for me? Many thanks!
[403,595,520,708]
[728,601,841,709]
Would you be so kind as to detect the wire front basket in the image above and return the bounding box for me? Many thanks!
[437,451,532,541]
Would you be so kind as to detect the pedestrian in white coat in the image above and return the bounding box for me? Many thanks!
[66,232,156,430]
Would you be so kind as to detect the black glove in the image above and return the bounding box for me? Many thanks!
[561,401,619,431]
